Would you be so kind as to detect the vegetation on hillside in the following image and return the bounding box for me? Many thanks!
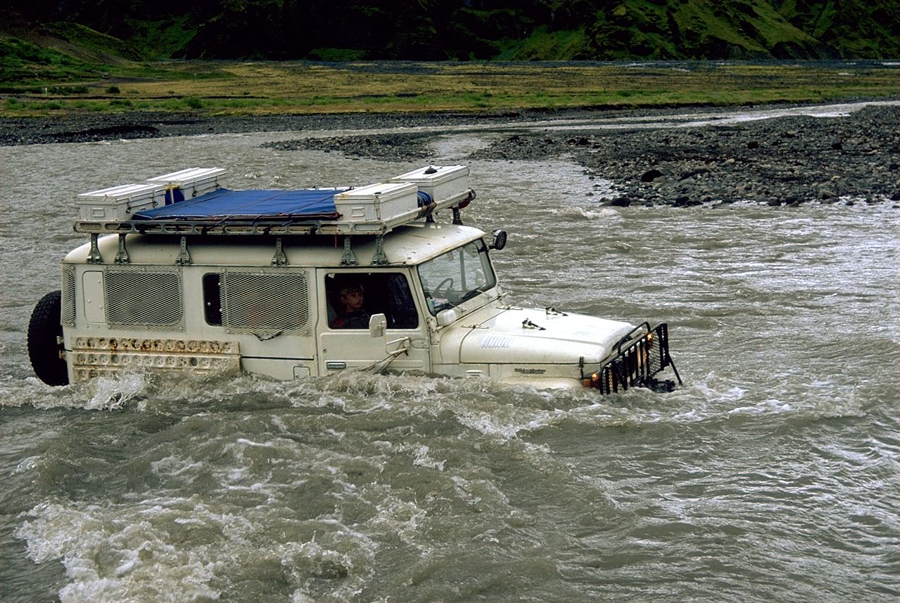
[3,0,898,63]
[1,1,896,118]
[0,37,97,85]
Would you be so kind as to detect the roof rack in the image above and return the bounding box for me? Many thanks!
[74,165,474,237]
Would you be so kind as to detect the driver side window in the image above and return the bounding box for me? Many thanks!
[325,272,419,330]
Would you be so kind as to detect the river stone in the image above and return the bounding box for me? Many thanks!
[641,169,665,182]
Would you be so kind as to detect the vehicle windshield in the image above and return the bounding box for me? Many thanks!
[418,239,497,315]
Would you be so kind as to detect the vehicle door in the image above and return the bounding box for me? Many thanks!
[199,267,318,379]
[316,270,430,374]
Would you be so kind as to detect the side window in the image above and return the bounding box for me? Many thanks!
[203,271,310,333]
[326,273,419,330]
[203,273,222,325]
[224,272,309,332]
[105,267,183,328]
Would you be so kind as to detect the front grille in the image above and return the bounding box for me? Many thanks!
[588,323,680,394]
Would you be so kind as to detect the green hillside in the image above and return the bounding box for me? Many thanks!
[2,0,898,63]
[1,0,896,117]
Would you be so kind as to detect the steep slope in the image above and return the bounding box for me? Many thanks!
[3,0,898,61]
[581,0,831,60]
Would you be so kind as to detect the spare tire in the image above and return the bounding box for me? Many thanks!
[27,290,69,386]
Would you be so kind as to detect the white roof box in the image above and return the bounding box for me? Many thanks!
[147,167,226,200]
[77,183,167,222]
[391,165,469,203]
[334,181,419,224]
[73,165,475,235]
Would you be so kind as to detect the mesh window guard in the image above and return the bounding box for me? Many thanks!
[105,267,183,329]
[222,270,310,335]
[62,265,76,326]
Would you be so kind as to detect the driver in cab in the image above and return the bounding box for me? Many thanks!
[330,283,370,329]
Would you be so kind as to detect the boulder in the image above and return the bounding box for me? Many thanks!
[641,169,665,182]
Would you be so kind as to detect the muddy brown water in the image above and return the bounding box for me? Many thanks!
[1,105,898,602]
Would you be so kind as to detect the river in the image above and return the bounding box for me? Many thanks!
[1,109,898,602]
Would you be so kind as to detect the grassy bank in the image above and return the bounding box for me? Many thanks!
[2,60,897,118]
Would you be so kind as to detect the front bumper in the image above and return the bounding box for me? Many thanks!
[582,322,682,394]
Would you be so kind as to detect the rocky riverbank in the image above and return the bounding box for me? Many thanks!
[2,102,897,206]
[0,110,531,146]
[480,104,900,207]
[265,103,899,207]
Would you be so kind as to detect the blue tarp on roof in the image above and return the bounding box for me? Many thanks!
[133,189,341,221]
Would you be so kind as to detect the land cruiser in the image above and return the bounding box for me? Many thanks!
[27,165,680,393]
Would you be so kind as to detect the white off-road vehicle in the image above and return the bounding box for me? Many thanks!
[27,165,680,393]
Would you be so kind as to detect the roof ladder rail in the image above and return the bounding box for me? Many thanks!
[88,234,103,264]
[271,237,288,267]
[340,236,358,267]
[176,236,192,266]
[114,234,130,264]
[372,235,388,266]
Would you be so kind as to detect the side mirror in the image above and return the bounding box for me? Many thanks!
[368,313,387,338]
[490,229,507,250]
[436,308,459,327]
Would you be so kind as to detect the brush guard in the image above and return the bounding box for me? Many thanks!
[582,323,682,394]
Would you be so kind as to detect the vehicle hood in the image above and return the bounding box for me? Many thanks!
[455,307,634,365]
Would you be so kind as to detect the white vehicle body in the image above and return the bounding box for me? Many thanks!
[28,166,680,393]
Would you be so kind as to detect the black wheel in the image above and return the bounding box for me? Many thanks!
[27,290,69,386]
